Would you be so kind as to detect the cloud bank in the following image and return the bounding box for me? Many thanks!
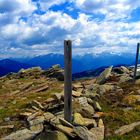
[0,0,140,58]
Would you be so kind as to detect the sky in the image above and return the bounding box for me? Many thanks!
[0,0,140,58]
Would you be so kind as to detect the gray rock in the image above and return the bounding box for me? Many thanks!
[52,64,61,69]
[35,131,69,140]
[83,84,107,96]
[18,67,42,78]
[19,82,33,90]
[0,125,14,129]
[59,118,73,128]
[43,65,64,81]
[1,128,39,140]
[115,121,140,135]
[121,66,130,74]
[20,111,35,119]
[113,66,130,74]
[30,123,44,133]
[98,84,114,95]
[72,90,81,97]
[73,113,97,127]
[90,127,104,140]
[89,119,104,140]
[74,126,96,140]
[52,92,63,101]
[43,112,55,121]
[29,116,45,126]
[123,107,133,112]
[55,111,64,118]
[73,113,85,126]
[50,117,75,138]
[27,112,43,122]
[87,99,102,111]
[31,100,44,110]
[72,97,95,118]
[96,66,113,84]
[33,85,49,93]
[85,84,100,93]
[136,69,140,78]
[93,101,102,111]
[52,124,75,138]
[50,117,61,126]
[119,74,132,83]
[4,117,10,122]
[82,93,100,100]
[29,116,45,133]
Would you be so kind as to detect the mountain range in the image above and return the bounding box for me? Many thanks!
[0,53,137,77]
[0,59,32,76]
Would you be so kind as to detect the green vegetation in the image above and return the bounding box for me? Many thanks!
[99,82,140,139]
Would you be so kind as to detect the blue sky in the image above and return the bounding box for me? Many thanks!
[0,0,140,58]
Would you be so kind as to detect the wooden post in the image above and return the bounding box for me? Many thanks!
[133,43,140,82]
[64,40,72,122]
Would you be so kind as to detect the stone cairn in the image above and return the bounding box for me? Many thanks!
[1,65,112,140]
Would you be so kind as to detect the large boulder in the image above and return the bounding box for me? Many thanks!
[43,64,64,81]
[96,66,113,84]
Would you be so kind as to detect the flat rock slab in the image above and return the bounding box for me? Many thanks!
[115,121,140,135]
[34,85,49,93]
[0,125,14,129]
[73,113,97,127]
[55,125,75,138]
[73,126,97,140]
[1,129,39,140]
[35,131,69,140]
[96,66,112,84]
[72,90,81,97]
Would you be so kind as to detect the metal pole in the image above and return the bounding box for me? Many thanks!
[64,40,72,122]
[133,43,140,82]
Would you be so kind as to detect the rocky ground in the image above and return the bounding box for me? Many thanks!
[0,64,140,140]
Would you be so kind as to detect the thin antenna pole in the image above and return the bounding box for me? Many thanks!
[64,40,72,122]
[133,43,140,82]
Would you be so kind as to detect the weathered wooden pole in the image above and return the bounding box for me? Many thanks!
[64,40,72,122]
[133,43,140,82]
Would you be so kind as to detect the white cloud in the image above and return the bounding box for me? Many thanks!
[39,0,66,11]
[0,0,140,58]
[74,0,140,20]
[0,0,36,28]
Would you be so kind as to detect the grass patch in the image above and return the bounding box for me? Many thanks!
[99,82,140,139]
